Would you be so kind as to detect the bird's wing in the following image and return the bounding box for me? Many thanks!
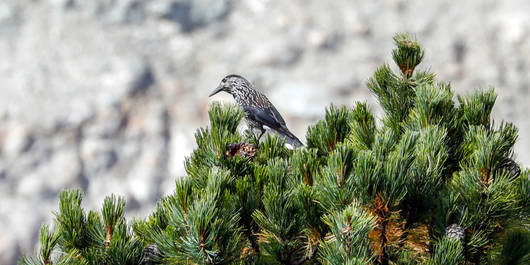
[267,104,287,125]
[243,105,304,147]
[242,105,286,129]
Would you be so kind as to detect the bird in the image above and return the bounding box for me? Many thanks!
[209,74,304,148]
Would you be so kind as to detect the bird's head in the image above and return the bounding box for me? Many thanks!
[209,74,249,97]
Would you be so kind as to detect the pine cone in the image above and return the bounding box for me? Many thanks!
[445,224,465,242]
[497,157,521,180]
[225,142,256,159]
[142,243,161,265]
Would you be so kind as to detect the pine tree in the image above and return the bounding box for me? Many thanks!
[21,33,529,265]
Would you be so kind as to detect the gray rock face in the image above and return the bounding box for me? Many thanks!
[1,0,529,263]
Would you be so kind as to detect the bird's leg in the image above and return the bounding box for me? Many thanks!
[257,127,266,141]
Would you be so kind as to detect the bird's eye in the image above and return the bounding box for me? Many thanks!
[222,78,227,82]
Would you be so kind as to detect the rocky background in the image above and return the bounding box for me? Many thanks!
[0,0,529,263]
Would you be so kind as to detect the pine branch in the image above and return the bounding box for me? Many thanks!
[392,33,424,79]
[102,195,125,248]
[428,237,464,265]
[20,33,530,265]
[306,105,353,155]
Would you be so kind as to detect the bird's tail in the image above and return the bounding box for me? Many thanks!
[281,130,304,148]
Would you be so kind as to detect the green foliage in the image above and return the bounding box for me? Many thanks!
[307,104,354,155]
[185,102,245,182]
[392,33,424,79]
[458,88,497,129]
[19,224,61,265]
[252,160,307,264]
[347,102,377,151]
[21,189,144,265]
[318,203,376,265]
[517,170,530,216]
[427,237,464,265]
[146,169,244,264]
[315,144,359,211]
[367,64,414,133]
[22,33,529,265]
[488,227,530,265]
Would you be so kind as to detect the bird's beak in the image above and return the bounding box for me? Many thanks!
[209,85,223,97]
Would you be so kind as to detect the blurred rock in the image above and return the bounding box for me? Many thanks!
[160,0,233,32]
[2,124,33,157]
[1,0,529,263]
